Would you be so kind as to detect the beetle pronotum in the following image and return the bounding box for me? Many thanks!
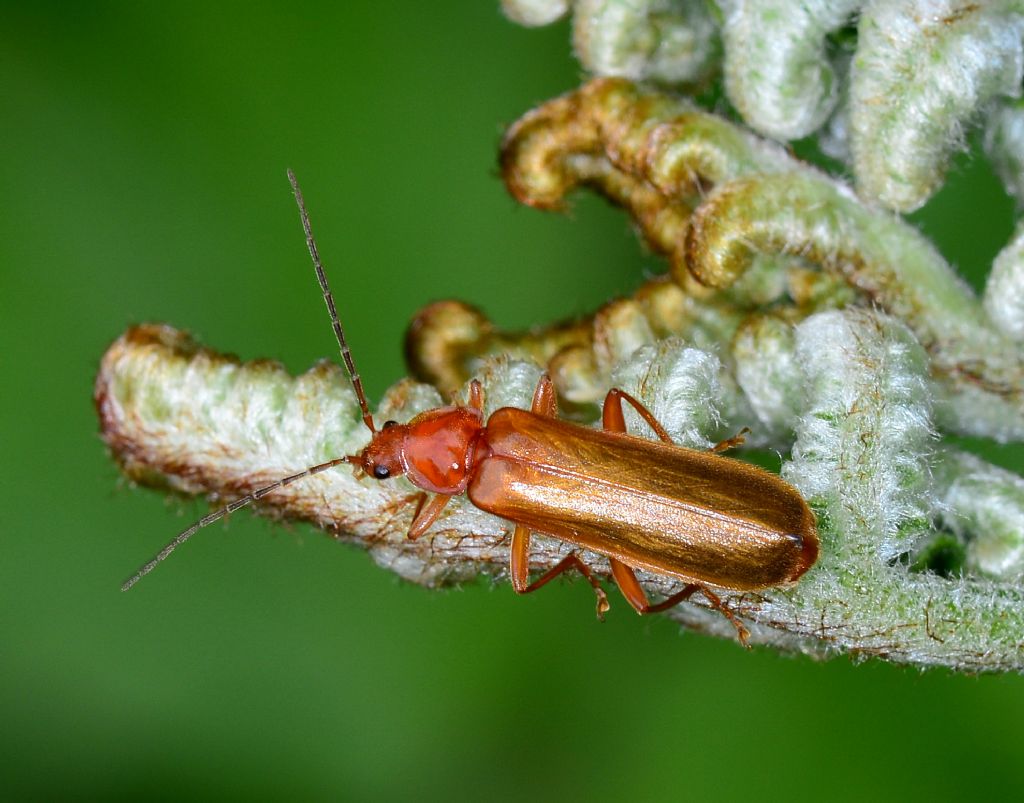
[121,171,819,645]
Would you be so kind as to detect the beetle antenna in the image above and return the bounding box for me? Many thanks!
[287,169,376,434]
[121,456,353,591]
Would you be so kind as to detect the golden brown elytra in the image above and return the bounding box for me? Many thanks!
[122,171,819,646]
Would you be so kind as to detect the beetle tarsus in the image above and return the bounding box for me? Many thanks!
[595,588,610,621]
[711,427,751,453]
[694,586,751,649]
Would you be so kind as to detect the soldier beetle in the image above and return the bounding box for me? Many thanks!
[122,170,819,645]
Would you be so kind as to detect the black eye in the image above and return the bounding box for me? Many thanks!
[372,465,391,480]
[382,420,398,429]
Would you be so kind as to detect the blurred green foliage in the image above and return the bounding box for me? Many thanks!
[2,2,1022,800]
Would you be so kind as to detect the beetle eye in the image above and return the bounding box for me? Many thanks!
[372,465,391,480]
[382,420,398,429]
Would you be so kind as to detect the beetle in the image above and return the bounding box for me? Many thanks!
[122,170,819,645]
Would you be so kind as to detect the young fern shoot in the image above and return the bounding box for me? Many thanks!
[119,171,818,649]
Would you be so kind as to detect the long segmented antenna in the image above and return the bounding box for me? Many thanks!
[288,168,376,433]
[122,173,373,590]
[121,457,352,591]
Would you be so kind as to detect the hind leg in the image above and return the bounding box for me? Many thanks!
[609,558,750,647]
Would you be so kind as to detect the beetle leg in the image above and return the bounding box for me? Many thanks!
[467,379,485,413]
[605,389,752,454]
[510,524,610,620]
[602,388,673,444]
[689,586,751,648]
[530,373,558,417]
[710,427,751,453]
[609,558,751,647]
[407,493,452,540]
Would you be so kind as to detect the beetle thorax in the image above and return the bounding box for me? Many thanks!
[401,406,487,494]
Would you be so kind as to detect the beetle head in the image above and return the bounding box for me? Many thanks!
[352,419,407,481]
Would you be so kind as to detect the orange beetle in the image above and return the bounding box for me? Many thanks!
[122,172,819,645]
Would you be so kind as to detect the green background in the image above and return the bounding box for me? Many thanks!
[4,3,1023,800]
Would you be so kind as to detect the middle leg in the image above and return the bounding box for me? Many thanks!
[505,374,610,618]
[510,524,609,619]
[601,388,751,645]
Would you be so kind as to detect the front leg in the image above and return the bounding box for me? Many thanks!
[467,378,484,413]
[407,492,452,540]
[602,388,673,444]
